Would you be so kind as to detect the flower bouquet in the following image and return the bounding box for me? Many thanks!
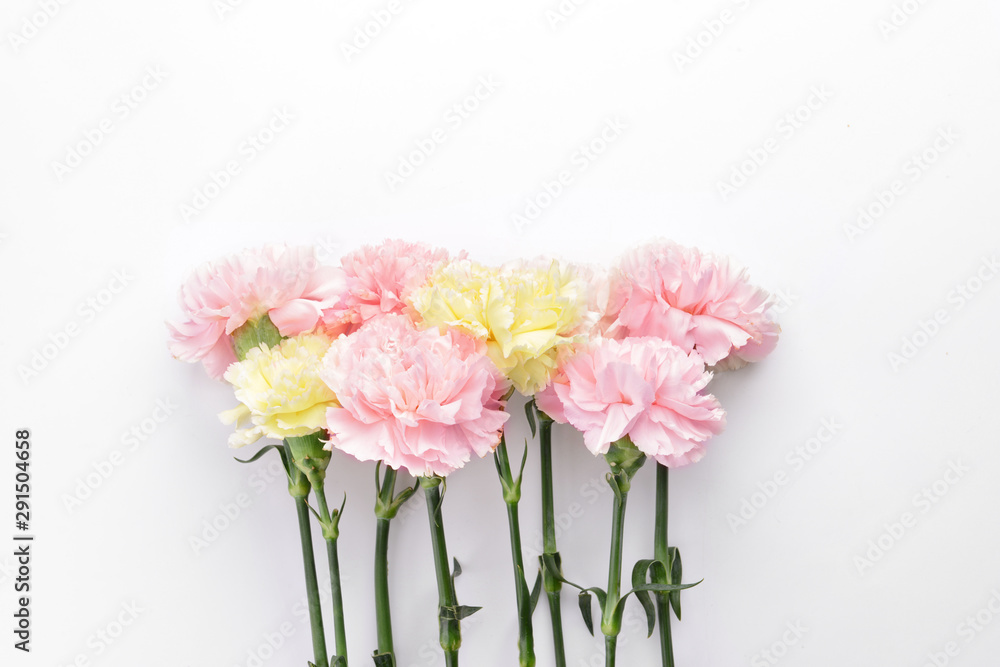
[168,239,779,667]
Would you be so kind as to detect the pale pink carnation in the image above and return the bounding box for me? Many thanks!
[320,314,510,478]
[535,337,725,467]
[606,241,779,369]
[167,245,346,379]
[323,239,457,335]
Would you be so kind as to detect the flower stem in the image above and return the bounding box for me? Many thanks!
[605,636,618,667]
[291,487,329,667]
[495,439,535,667]
[600,439,644,667]
[654,464,675,667]
[538,417,566,667]
[374,467,398,658]
[422,479,461,666]
[603,484,628,667]
[314,483,348,665]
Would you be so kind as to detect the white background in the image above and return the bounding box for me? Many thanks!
[3,0,1000,665]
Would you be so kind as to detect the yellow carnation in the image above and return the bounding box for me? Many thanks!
[410,258,588,395]
[219,334,338,448]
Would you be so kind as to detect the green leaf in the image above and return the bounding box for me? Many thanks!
[629,580,703,595]
[529,567,543,614]
[371,651,395,667]
[525,400,537,438]
[515,564,533,625]
[516,439,529,487]
[234,444,280,464]
[331,656,347,667]
[578,591,595,636]
[631,559,658,637]
[668,547,683,620]
[441,604,481,621]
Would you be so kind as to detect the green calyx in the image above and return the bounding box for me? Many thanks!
[419,475,444,490]
[232,314,283,361]
[604,437,646,494]
[286,432,333,482]
[375,464,417,521]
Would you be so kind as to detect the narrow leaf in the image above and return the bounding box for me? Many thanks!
[234,444,281,465]
[525,400,537,438]
[669,547,683,620]
[578,591,595,636]
[631,559,657,637]
[371,652,395,667]
[630,580,703,594]
[441,604,482,621]
[529,568,543,614]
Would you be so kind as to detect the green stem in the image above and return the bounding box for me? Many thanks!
[654,464,675,667]
[495,439,535,667]
[293,495,329,667]
[315,484,348,665]
[538,418,566,667]
[603,486,629,667]
[375,467,398,658]
[423,481,461,666]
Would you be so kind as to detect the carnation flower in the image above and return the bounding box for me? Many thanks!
[219,334,338,448]
[409,258,590,395]
[320,314,510,478]
[535,337,725,467]
[168,245,345,379]
[607,240,779,369]
[322,239,457,335]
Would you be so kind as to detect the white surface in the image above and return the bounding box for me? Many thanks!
[3,1,1000,665]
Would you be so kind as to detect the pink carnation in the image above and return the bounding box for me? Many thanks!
[607,241,779,369]
[320,314,510,478]
[167,245,346,379]
[535,337,725,467]
[323,239,457,335]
